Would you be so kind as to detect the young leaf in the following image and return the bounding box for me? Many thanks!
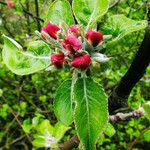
[74,77,108,150]
[54,80,73,126]
[73,0,109,29]
[37,120,54,135]
[101,15,147,45]
[53,122,70,141]
[32,119,69,148]
[2,35,50,75]
[32,136,47,147]
[46,0,75,25]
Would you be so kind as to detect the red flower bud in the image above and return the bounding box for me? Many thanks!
[51,53,65,68]
[71,55,91,70]
[7,0,16,8]
[86,30,103,47]
[62,36,82,53]
[42,22,60,40]
[68,25,80,37]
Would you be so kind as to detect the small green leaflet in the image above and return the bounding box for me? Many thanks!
[101,15,147,45]
[74,77,108,150]
[46,0,75,25]
[104,123,116,137]
[2,35,51,75]
[54,80,73,126]
[73,0,109,29]
[23,118,69,148]
[32,120,69,148]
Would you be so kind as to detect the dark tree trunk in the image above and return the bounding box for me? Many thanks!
[108,7,150,114]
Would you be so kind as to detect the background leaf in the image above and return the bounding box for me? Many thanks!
[2,35,50,75]
[54,80,73,126]
[143,102,150,120]
[46,0,75,25]
[104,123,116,137]
[74,77,108,150]
[73,0,109,29]
[109,0,119,8]
[101,15,147,45]
[143,130,150,142]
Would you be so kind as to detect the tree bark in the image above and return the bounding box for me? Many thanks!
[108,6,150,114]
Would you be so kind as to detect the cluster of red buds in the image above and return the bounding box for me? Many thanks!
[40,22,104,70]
[7,0,16,8]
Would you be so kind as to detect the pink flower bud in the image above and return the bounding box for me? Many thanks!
[42,22,60,40]
[68,25,80,37]
[7,0,16,8]
[71,55,91,70]
[86,30,103,47]
[62,36,82,53]
[51,53,65,68]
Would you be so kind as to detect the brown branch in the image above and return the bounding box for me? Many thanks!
[0,1,7,5]
[109,107,145,122]
[59,135,79,150]
[34,0,41,31]
[25,0,31,34]
[59,107,145,150]
[0,1,44,22]
[9,134,26,146]
[127,127,150,150]
[20,2,44,23]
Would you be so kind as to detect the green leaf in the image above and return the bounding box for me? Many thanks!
[38,120,54,135]
[54,122,70,141]
[143,130,150,142]
[104,123,116,137]
[143,102,150,120]
[74,77,108,150]
[101,15,147,45]
[54,80,73,126]
[109,0,119,8]
[73,0,109,29]
[32,119,68,148]
[32,136,46,147]
[22,119,32,134]
[32,134,57,148]
[2,35,51,75]
[46,0,75,25]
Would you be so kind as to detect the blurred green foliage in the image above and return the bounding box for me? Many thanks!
[0,0,150,149]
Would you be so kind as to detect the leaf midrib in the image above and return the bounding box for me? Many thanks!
[83,77,90,148]
[86,0,97,30]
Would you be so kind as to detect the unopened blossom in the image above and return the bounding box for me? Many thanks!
[68,25,80,37]
[51,53,65,68]
[71,55,91,70]
[86,30,103,47]
[42,22,60,39]
[62,35,82,53]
